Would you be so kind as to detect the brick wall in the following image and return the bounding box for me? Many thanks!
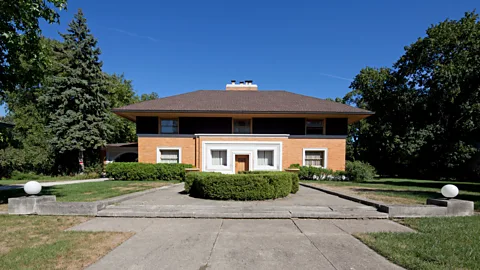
[138,136,346,171]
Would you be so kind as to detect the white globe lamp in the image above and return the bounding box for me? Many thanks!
[24,181,42,195]
[441,184,459,199]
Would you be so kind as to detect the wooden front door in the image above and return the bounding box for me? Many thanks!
[235,155,249,173]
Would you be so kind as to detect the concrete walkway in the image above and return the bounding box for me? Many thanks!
[98,184,388,218]
[70,218,413,270]
[0,178,110,191]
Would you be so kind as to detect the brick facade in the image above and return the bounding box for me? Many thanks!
[138,136,346,171]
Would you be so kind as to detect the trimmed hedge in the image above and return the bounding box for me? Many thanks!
[238,171,299,194]
[105,162,192,181]
[186,171,297,200]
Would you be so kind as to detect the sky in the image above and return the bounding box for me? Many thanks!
[2,0,479,115]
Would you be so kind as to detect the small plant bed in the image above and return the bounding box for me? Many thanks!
[302,178,480,210]
[0,215,133,269]
[185,172,299,200]
[356,216,480,270]
[0,181,174,211]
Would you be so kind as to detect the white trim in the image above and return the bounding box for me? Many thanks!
[195,133,289,138]
[156,147,182,163]
[302,148,328,168]
[138,134,194,138]
[202,141,282,174]
[208,149,229,170]
[289,135,346,139]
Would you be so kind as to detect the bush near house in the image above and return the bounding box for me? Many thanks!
[345,160,376,182]
[105,162,192,181]
[290,161,375,182]
[186,172,297,200]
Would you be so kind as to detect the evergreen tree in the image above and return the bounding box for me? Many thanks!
[42,9,110,172]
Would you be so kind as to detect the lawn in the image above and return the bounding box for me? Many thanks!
[356,216,480,270]
[0,181,175,212]
[302,178,480,210]
[0,172,102,185]
[0,215,133,270]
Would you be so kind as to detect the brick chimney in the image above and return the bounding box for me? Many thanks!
[226,80,258,91]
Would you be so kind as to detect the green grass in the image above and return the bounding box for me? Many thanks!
[357,216,480,270]
[0,215,132,270]
[0,181,175,211]
[302,178,480,210]
[0,172,102,185]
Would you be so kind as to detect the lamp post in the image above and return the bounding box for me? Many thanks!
[24,181,42,195]
[441,184,459,199]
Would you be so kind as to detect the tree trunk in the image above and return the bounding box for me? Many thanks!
[79,150,84,173]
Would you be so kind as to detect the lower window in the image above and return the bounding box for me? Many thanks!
[304,150,325,167]
[211,150,227,166]
[257,150,273,166]
[159,149,179,163]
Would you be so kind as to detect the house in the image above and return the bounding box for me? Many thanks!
[111,80,373,173]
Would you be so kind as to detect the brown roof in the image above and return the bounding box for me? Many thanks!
[113,90,373,115]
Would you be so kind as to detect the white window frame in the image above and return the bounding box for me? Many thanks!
[256,149,275,169]
[302,148,328,168]
[210,149,228,168]
[156,147,182,163]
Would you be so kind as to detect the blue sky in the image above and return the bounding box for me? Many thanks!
[2,0,478,115]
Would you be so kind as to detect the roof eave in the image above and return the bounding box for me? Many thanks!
[112,109,374,115]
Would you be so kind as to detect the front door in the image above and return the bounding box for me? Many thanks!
[235,155,249,173]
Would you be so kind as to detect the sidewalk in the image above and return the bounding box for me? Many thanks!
[70,218,412,270]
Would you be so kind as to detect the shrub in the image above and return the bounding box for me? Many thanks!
[184,172,219,193]
[187,172,296,200]
[289,163,301,169]
[105,162,193,181]
[238,170,299,193]
[9,171,42,180]
[345,161,376,182]
[290,173,299,193]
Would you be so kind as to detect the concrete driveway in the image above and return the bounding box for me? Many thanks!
[70,218,412,270]
[98,185,387,218]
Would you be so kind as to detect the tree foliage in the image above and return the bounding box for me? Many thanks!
[42,9,110,170]
[0,0,66,97]
[346,11,480,180]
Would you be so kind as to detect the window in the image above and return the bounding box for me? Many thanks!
[211,150,227,166]
[306,119,324,135]
[258,150,273,166]
[159,149,179,163]
[304,150,325,167]
[161,119,178,134]
[233,119,251,134]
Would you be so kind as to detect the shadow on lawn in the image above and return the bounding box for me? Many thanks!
[0,186,58,205]
[353,188,480,209]
[373,180,480,193]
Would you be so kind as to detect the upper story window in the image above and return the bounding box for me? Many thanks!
[305,119,324,135]
[161,119,178,134]
[233,119,251,134]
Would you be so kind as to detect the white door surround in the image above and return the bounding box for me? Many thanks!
[202,141,282,174]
